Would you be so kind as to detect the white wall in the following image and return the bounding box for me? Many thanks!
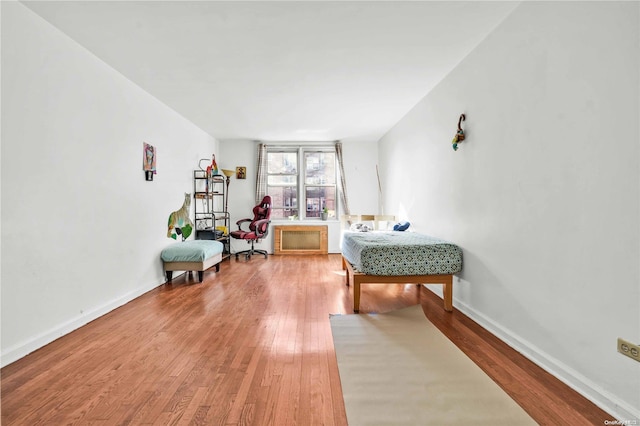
[379,1,639,420]
[217,139,267,254]
[1,3,218,366]
[341,139,380,215]
[219,139,378,254]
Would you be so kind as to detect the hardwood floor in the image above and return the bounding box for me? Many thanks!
[2,254,613,425]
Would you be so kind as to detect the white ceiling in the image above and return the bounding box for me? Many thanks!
[23,1,518,143]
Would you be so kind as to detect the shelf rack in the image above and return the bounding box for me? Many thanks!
[193,170,230,260]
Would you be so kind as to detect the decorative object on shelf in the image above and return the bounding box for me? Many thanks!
[197,155,219,192]
[167,193,193,241]
[206,155,219,194]
[452,114,466,151]
[206,154,219,178]
[143,142,156,181]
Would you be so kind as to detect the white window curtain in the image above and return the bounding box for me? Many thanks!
[335,141,350,215]
[255,143,268,204]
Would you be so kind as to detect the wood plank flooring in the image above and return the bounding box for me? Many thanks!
[1,254,613,425]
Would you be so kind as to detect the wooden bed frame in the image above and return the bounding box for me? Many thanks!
[341,256,453,313]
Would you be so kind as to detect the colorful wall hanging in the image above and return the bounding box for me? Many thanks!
[167,193,193,241]
[143,142,156,180]
[452,114,466,151]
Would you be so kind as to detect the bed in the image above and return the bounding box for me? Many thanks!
[341,231,463,313]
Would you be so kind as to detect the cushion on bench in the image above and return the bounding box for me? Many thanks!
[161,240,224,262]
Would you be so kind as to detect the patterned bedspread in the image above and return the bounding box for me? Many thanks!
[341,231,462,276]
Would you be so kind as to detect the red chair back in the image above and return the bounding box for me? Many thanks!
[249,196,271,234]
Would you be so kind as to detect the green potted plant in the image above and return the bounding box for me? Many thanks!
[321,206,329,221]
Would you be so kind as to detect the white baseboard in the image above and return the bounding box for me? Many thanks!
[424,284,640,422]
[1,281,163,368]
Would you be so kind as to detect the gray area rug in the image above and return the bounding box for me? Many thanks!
[330,305,537,425]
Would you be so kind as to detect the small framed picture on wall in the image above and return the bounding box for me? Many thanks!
[236,167,246,179]
[143,142,156,181]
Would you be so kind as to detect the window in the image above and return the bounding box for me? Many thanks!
[267,151,298,219]
[267,147,337,220]
[304,151,336,219]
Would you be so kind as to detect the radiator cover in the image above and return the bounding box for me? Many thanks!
[273,225,328,255]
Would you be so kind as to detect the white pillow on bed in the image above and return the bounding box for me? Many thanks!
[350,222,372,232]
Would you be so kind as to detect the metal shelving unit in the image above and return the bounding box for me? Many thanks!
[193,170,230,260]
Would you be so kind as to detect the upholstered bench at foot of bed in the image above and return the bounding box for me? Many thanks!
[161,240,224,283]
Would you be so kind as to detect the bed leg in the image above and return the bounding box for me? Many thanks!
[353,282,361,313]
[343,257,350,287]
[443,276,453,312]
[198,271,204,282]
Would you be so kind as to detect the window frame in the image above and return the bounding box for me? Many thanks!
[266,144,338,221]
[266,148,299,219]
